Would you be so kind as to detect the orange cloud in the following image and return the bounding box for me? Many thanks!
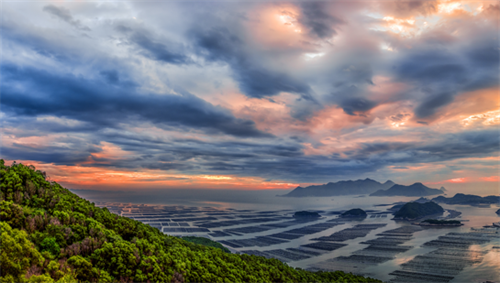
[481,176,500,182]
[3,159,298,191]
[446,177,468,183]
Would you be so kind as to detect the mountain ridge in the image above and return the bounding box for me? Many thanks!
[370,182,444,197]
[432,193,500,205]
[283,178,395,197]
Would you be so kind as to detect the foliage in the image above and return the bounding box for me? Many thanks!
[394,202,444,219]
[181,236,231,253]
[0,160,382,282]
[40,237,61,257]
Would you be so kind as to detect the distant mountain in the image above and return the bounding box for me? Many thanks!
[440,186,447,192]
[432,193,500,206]
[394,202,444,220]
[283,178,396,197]
[414,197,432,203]
[370,182,444,197]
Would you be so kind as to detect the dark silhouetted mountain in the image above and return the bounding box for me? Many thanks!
[394,202,444,220]
[496,209,500,215]
[340,208,367,218]
[283,178,396,197]
[440,186,447,192]
[370,183,444,197]
[432,193,500,206]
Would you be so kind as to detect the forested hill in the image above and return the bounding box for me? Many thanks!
[0,160,381,283]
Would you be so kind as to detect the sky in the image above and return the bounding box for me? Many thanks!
[1,0,499,194]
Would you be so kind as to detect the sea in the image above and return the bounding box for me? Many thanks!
[74,188,500,283]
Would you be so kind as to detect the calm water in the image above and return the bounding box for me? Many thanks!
[75,189,500,282]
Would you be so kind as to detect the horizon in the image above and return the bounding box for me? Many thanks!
[1,0,499,195]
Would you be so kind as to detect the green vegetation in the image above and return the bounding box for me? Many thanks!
[0,160,382,283]
[394,202,444,220]
[181,236,231,254]
[293,211,321,218]
[422,219,461,225]
[340,208,367,218]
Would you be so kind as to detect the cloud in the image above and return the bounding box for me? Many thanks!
[43,5,91,31]
[127,31,192,65]
[340,97,378,116]
[298,1,345,39]
[0,64,271,138]
[1,1,499,188]
[414,92,454,118]
[191,26,312,99]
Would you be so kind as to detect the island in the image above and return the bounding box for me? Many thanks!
[283,178,396,197]
[370,182,444,197]
[496,209,500,215]
[432,193,500,206]
[293,211,321,218]
[340,208,367,218]
[417,219,463,226]
[394,202,445,220]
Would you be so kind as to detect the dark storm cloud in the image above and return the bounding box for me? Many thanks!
[43,5,91,31]
[416,130,500,161]
[298,1,344,39]
[128,32,192,65]
[0,64,271,138]
[340,97,377,116]
[393,44,499,120]
[394,51,466,84]
[414,92,454,118]
[99,70,120,84]
[191,26,312,99]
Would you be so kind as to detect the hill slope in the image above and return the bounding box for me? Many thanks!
[370,183,443,197]
[284,178,395,197]
[0,160,380,283]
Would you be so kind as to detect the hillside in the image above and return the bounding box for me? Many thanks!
[432,193,500,206]
[181,236,231,253]
[284,178,395,197]
[370,183,443,197]
[394,202,444,220]
[0,160,381,283]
